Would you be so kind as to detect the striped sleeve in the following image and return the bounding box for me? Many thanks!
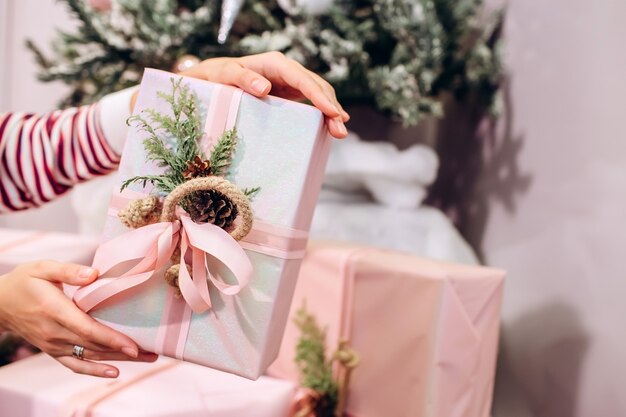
[0,104,120,213]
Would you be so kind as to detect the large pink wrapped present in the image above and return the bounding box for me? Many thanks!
[269,241,505,417]
[69,69,331,379]
[0,229,98,275]
[0,353,295,417]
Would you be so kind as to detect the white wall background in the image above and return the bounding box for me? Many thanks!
[1,0,626,416]
[0,1,10,112]
[481,1,626,416]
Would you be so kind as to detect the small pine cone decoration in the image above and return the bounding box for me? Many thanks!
[181,155,240,228]
[186,189,238,228]
[182,155,212,180]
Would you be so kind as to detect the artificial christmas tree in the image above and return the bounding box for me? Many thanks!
[28,0,503,127]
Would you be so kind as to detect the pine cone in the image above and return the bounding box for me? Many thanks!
[183,155,212,180]
[185,189,238,228]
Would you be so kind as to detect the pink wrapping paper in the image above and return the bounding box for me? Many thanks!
[78,69,331,379]
[0,229,99,275]
[0,354,295,417]
[269,241,505,417]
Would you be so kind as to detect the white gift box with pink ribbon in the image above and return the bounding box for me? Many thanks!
[68,69,331,379]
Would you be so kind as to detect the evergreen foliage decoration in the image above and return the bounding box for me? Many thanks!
[121,77,204,194]
[293,304,338,416]
[209,128,237,177]
[120,76,258,229]
[121,77,257,199]
[28,0,503,126]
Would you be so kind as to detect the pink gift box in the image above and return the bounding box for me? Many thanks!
[0,353,295,417]
[0,229,98,275]
[70,69,331,379]
[269,241,505,417]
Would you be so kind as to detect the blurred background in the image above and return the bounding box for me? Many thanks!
[1,0,625,416]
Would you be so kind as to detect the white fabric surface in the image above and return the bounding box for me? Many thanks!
[98,86,136,154]
[324,132,439,209]
[71,173,118,236]
[312,132,477,264]
[310,201,478,264]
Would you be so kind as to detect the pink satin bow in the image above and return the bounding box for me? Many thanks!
[73,213,253,314]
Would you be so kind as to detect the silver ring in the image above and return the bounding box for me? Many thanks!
[72,345,85,360]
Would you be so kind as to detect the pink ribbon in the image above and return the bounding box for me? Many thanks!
[59,360,180,417]
[108,189,309,261]
[73,212,252,314]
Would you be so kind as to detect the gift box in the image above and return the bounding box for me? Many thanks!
[0,229,99,275]
[0,353,295,417]
[69,69,331,379]
[269,241,505,417]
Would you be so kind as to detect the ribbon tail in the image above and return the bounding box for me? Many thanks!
[177,227,213,313]
[73,222,180,312]
[181,215,253,297]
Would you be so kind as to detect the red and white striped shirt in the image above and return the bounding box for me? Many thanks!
[0,89,133,213]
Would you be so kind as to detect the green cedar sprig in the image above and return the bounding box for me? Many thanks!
[121,77,260,202]
[122,77,202,194]
[242,187,261,198]
[293,304,339,408]
[209,127,236,176]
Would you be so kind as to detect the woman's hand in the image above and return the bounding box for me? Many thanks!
[0,261,157,378]
[180,52,350,139]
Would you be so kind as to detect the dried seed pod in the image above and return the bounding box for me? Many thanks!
[118,196,163,229]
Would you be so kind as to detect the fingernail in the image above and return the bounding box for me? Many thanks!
[342,110,350,121]
[141,352,159,362]
[334,118,348,136]
[78,267,96,280]
[251,79,270,95]
[122,346,138,358]
[104,369,118,378]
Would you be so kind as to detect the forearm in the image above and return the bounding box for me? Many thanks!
[0,88,134,213]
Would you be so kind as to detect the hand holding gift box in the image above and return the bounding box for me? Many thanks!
[0,230,99,357]
[68,69,331,379]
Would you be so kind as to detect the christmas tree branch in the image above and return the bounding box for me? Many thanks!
[29,0,503,126]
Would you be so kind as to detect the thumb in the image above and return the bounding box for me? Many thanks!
[27,260,99,285]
